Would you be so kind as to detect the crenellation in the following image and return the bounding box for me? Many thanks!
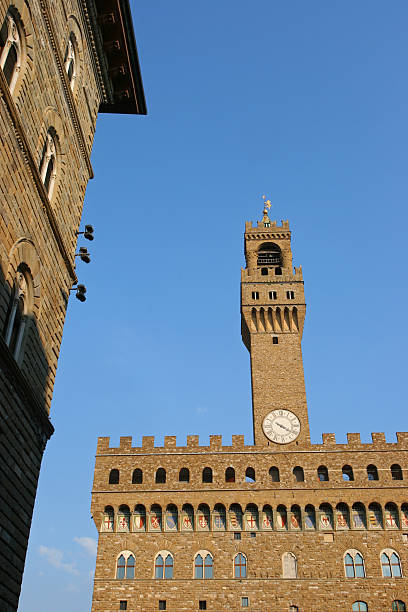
[322,433,336,445]
[142,436,155,449]
[187,435,199,447]
[347,433,361,446]
[164,436,177,448]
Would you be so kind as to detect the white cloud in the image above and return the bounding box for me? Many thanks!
[196,405,208,415]
[74,536,97,556]
[38,545,79,575]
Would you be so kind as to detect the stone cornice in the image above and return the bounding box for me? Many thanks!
[0,70,77,281]
[39,0,94,178]
[0,336,54,441]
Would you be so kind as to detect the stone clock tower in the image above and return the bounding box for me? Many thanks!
[90,204,408,612]
[241,204,310,447]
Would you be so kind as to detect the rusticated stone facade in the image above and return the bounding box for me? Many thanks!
[91,211,408,612]
[0,0,145,608]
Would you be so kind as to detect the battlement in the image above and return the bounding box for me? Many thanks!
[96,431,408,455]
[245,219,290,234]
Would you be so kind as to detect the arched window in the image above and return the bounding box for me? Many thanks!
[4,268,32,361]
[245,504,259,531]
[213,504,226,530]
[150,504,162,531]
[64,34,77,90]
[385,503,399,529]
[352,603,368,611]
[102,505,114,532]
[293,466,304,482]
[276,505,287,530]
[165,504,178,531]
[155,552,173,579]
[317,465,329,481]
[229,504,243,530]
[401,504,408,529]
[132,468,143,484]
[368,502,383,529]
[109,469,119,484]
[234,553,247,578]
[39,130,57,198]
[342,465,354,481]
[197,504,210,531]
[304,504,316,530]
[262,504,273,530]
[155,468,166,484]
[202,467,212,483]
[116,551,135,579]
[391,464,403,481]
[133,504,146,531]
[367,465,378,481]
[319,503,333,530]
[225,467,235,483]
[290,505,301,530]
[0,11,22,93]
[344,551,365,578]
[392,601,406,611]
[282,552,297,578]
[245,467,255,483]
[336,503,350,530]
[179,467,189,482]
[117,505,130,532]
[352,503,366,529]
[257,242,281,267]
[181,503,194,531]
[194,552,213,579]
[381,551,402,577]
[269,466,280,482]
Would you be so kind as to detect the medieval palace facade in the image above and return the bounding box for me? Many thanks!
[91,208,408,611]
[0,0,145,608]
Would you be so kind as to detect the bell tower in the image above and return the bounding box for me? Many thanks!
[241,201,310,448]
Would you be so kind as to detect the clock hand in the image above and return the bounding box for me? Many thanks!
[276,421,291,432]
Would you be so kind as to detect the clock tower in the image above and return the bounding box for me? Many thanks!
[241,203,310,447]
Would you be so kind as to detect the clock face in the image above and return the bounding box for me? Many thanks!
[262,410,301,444]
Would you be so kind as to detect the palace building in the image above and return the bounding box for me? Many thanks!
[90,206,408,611]
[0,0,146,608]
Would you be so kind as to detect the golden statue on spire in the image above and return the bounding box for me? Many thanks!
[262,195,272,215]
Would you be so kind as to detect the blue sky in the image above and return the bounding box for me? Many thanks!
[19,1,408,609]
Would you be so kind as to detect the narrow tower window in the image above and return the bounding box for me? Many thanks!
[179,467,190,482]
[39,130,58,198]
[202,467,212,483]
[132,468,143,484]
[64,35,77,90]
[391,464,403,480]
[367,465,378,481]
[109,469,119,484]
[0,12,22,93]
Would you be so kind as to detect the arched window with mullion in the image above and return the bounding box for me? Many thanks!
[194,554,204,579]
[0,12,22,93]
[352,603,368,612]
[344,551,365,578]
[164,554,173,578]
[116,552,135,579]
[234,553,247,578]
[381,551,402,577]
[116,554,126,579]
[392,601,406,611]
[155,554,164,579]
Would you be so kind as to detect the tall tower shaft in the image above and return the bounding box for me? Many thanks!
[241,208,310,447]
